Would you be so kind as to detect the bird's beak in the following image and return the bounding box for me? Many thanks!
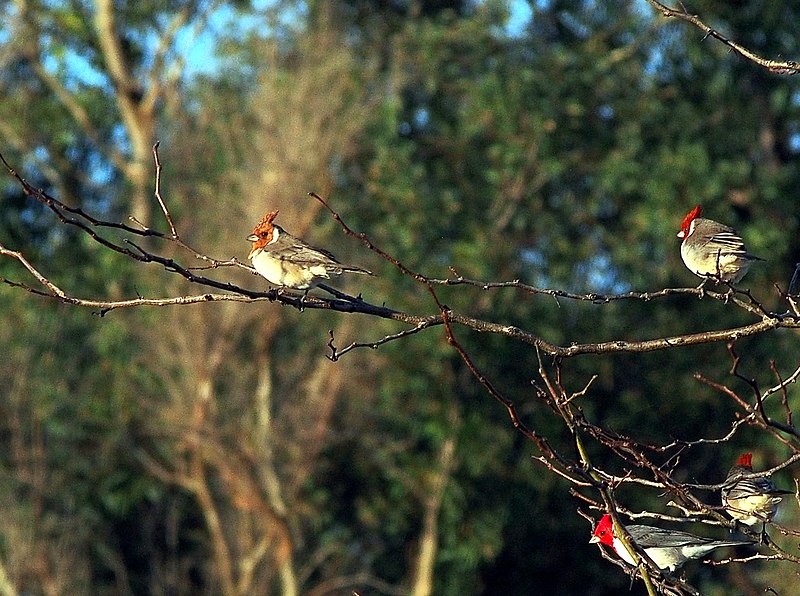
[589,536,600,544]
[247,235,261,260]
[677,231,685,239]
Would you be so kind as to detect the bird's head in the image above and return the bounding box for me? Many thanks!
[735,452,753,469]
[247,210,280,259]
[677,205,702,239]
[590,514,615,546]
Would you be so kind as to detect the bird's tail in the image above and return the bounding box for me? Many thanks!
[339,265,373,275]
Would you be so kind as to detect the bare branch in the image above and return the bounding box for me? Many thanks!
[729,344,800,439]
[326,322,436,361]
[770,360,795,428]
[309,191,429,282]
[644,0,800,75]
[4,154,797,360]
[427,283,552,453]
[423,274,767,315]
[152,142,178,237]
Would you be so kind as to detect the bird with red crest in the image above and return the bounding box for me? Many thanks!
[247,210,371,291]
[591,513,753,572]
[677,205,763,285]
[722,452,791,539]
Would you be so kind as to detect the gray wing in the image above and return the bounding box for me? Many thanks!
[627,525,707,548]
[269,227,370,274]
[724,476,791,499]
[695,218,763,260]
[695,219,748,255]
[270,227,343,266]
[628,524,750,548]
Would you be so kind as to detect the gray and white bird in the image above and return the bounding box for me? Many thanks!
[247,210,371,290]
[722,452,791,534]
[677,205,763,284]
[591,513,753,572]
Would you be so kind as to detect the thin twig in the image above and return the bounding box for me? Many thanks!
[309,191,428,282]
[152,142,178,237]
[770,360,795,428]
[644,0,800,75]
[729,344,800,438]
[326,322,436,361]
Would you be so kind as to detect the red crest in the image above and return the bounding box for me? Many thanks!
[679,205,702,236]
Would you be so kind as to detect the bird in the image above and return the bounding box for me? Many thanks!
[247,210,371,290]
[590,513,753,572]
[722,452,791,536]
[677,205,763,284]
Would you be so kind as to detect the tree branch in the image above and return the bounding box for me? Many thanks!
[3,151,800,359]
[644,0,800,75]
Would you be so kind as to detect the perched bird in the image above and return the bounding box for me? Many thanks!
[677,205,763,284]
[722,452,791,534]
[590,513,752,572]
[247,210,371,290]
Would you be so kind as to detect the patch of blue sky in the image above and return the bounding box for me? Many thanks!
[581,253,631,294]
[48,2,538,84]
[520,247,631,294]
[178,4,247,77]
[41,3,278,88]
[62,51,109,90]
[179,0,305,78]
[505,0,532,37]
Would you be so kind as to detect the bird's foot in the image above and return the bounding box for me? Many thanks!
[298,289,310,311]
[695,279,707,298]
[759,525,772,545]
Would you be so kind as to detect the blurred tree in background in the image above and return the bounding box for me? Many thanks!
[1,1,799,594]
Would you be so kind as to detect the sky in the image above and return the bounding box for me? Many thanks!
[178,0,535,76]
[52,1,535,85]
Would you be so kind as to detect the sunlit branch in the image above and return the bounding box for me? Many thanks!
[644,0,800,75]
[531,456,594,487]
[309,191,429,282]
[152,142,178,237]
[5,151,799,358]
[312,190,777,316]
[426,273,767,315]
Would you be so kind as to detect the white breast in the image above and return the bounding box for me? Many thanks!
[251,250,330,289]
